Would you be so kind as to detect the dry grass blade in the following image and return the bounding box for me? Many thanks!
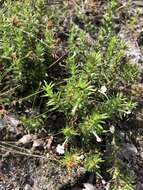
[0,143,46,159]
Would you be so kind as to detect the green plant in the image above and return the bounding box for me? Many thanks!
[62,127,78,140]
[108,137,136,190]
[128,9,141,31]
[101,93,137,119]
[0,0,139,187]
[0,0,55,95]
[43,1,140,177]
[84,153,103,173]
[21,115,43,132]
[111,166,135,190]
[80,112,108,138]
[60,152,80,171]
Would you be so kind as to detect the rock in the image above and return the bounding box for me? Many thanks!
[32,139,44,149]
[137,31,143,47]
[0,118,4,126]
[3,114,20,128]
[118,131,125,142]
[0,119,6,139]
[121,143,138,161]
[135,182,143,190]
[32,181,39,190]
[0,114,25,140]
[18,134,33,145]
[15,125,25,139]
[140,152,143,160]
[24,184,32,190]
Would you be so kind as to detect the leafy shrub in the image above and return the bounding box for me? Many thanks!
[43,0,140,183]
[0,0,54,94]
[0,0,140,188]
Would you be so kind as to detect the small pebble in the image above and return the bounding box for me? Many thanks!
[24,184,32,190]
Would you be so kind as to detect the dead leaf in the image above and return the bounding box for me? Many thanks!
[45,136,53,150]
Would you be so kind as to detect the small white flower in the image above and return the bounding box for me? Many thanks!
[125,110,131,115]
[93,132,102,142]
[99,85,107,94]
[110,125,115,134]
[77,154,84,160]
[56,144,65,155]
[83,183,96,190]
